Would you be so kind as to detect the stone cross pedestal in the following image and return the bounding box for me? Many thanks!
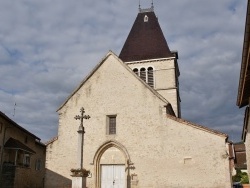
[71,168,90,188]
[71,107,90,188]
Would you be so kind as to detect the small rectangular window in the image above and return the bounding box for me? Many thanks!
[107,115,116,135]
[23,154,30,167]
[35,159,42,170]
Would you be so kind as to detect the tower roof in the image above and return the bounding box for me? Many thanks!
[119,10,173,62]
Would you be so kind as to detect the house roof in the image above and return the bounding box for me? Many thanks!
[57,51,174,115]
[166,114,228,138]
[237,0,250,108]
[119,10,173,62]
[4,137,36,154]
[0,111,40,140]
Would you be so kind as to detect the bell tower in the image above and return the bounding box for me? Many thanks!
[119,4,181,117]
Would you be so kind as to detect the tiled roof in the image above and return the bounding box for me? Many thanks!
[119,11,173,62]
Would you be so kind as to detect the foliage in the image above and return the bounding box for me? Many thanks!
[70,168,90,177]
[232,169,249,184]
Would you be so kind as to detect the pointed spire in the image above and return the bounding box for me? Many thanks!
[119,11,173,62]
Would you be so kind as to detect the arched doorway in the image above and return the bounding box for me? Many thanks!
[93,140,132,188]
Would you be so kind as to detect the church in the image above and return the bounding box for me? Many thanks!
[45,4,232,188]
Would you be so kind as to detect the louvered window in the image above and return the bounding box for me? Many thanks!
[133,68,139,76]
[140,68,146,82]
[147,67,154,88]
[107,116,116,135]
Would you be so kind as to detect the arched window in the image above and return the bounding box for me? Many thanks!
[147,67,154,88]
[140,68,146,82]
[133,68,139,76]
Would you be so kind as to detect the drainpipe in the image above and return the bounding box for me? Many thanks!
[0,126,11,185]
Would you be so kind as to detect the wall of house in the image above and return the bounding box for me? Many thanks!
[0,115,46,188]
[45,54,230,188]
[32,142,46,187]
[245,98,250,177]
[127,57,180,117]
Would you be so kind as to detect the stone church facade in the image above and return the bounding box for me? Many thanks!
[45,6,231,188]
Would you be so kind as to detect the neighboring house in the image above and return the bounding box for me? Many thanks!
[237,0,250,178]
[234,143,247,172]
[45,6,232,188]
[0,111,46,188]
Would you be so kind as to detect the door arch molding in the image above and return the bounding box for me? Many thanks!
[92,140,132,188]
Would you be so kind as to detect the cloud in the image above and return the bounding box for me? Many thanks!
[0,0,247,142]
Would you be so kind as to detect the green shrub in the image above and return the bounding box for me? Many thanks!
[232,169,249,184]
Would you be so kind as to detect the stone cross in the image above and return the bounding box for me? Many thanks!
[74,107,90,169]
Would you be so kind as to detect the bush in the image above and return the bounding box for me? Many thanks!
[232,169,249,184]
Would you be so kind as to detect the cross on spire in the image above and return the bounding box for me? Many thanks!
[139,0,154,13]
[75,107,90,128]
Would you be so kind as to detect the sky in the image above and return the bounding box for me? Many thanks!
[0,0,247,142]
